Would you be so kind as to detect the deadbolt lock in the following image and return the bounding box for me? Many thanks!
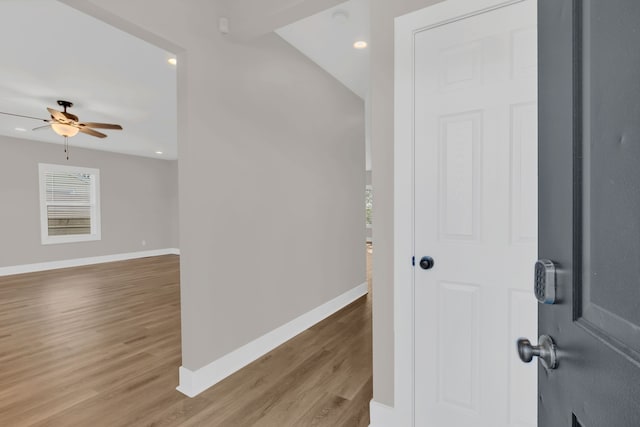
[534,259,557,304]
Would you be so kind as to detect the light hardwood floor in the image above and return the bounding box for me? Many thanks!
[0,254,372,426]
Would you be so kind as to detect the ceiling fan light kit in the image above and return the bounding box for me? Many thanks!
[0,99,123,159]
[51,122,79,137]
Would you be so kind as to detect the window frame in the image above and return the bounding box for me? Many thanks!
[38,163,101,245]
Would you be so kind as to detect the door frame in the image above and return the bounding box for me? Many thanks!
[394,0,530,424]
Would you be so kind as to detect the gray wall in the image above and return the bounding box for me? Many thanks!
[370,0,444,407]
[0,135,178,267]
[366,170,372,242]
[62,0,366,373]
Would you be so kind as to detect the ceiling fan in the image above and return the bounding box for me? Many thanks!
[0,100,123,138]
[0,100,123,159]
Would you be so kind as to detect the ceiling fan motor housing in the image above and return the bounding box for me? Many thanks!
[57,100,73,109]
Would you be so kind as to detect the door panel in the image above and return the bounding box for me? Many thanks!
[437,282,480,411]
[510,102,537,245]
[577,0,640,353]
[413,1,538,425]
[439,111,482,241]
[539,0,640,425]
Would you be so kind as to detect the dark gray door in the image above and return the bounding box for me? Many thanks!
[538,0,640,425]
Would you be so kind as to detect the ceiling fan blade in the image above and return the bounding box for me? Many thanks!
[32,124,51,131]
[0,111,48,122]
[79,127,107,138]
[79,122,123,130]
[64,112,79,122]
[47,107,68,123]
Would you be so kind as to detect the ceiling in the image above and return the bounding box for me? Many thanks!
[0,0,177,159]
[275,0,370,100]
[0,0,368,163]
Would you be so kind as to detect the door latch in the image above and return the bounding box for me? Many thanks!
[534,259,557,304]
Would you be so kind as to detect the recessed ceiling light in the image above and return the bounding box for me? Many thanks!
[168,58,177,66]
[353,41,368,49]
[155,151,164,155]
[15,127,27,132]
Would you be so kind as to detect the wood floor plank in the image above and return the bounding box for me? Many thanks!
[292,392,349,427]
[0,252,372,426]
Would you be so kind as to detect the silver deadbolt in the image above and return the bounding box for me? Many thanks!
[534,259,557,304]
[517,335,558,370]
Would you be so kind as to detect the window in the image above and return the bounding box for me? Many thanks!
[38,163,101,245]
[365,185,373,228]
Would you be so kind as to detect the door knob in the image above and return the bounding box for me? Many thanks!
[517,335,558,369]
[419,256,435,270]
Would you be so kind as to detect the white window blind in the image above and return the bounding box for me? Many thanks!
[39,164,101,244]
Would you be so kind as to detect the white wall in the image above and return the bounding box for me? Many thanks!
[370,0,444,407]
[0,135,178,268]
[61,0,366,375]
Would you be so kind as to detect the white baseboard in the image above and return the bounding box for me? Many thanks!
[369,400,395,427]
[176,281,369,398]
[0,248,181,277]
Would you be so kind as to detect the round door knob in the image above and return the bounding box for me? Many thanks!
[517,335,558,370]
[419,256,435,270]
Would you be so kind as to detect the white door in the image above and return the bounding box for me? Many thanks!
[402,1,538,426]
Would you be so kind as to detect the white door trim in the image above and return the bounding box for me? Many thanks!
[394,0,528,425]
